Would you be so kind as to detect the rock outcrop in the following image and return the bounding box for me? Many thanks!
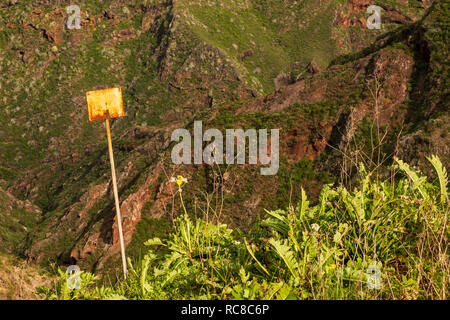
[0,0,446,275]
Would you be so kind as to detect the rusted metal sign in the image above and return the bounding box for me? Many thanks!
[86,87,125,121]
[85,86,128,280]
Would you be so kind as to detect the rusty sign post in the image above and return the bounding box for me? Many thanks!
[86,87,128,281]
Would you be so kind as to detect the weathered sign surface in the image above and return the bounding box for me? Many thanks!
[86,87,125,121]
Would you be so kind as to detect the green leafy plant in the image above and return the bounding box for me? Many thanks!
[39,157,448,300]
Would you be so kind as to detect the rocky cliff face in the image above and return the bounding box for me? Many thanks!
[0,1,447,274]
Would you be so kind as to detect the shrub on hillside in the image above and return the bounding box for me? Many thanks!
[40,156,448,300]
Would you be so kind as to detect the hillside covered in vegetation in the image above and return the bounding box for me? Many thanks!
[40,156,448,299]
[0,0,448,299]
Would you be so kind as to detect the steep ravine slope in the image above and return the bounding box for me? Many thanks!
[0,0,445,275]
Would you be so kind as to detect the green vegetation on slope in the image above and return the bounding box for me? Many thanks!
[0,0,445,282]
[40,156,448,300]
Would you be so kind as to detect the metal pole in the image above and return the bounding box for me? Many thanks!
[105,114,128,281]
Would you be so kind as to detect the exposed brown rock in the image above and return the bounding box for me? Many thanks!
[307,61,321,75]
[274,72,294,91]
[116,28,136,40]
[240,49,253,61]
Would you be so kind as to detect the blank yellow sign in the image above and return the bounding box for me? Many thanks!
[86,87,125,121]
